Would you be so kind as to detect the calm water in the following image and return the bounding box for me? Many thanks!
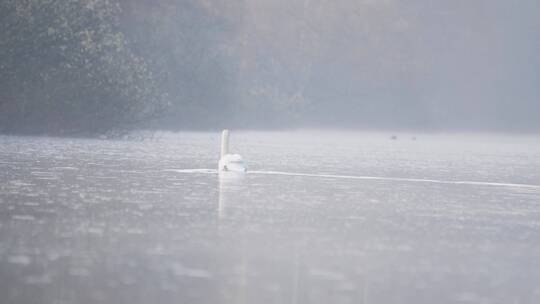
[1,131,540,304]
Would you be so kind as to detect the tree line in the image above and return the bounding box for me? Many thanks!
[2,0,537,135]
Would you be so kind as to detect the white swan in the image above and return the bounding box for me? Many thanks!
[218,129,247,172]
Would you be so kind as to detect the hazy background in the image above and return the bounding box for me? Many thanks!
[1,0,539,135]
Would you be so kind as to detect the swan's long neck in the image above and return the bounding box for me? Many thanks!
[221,129,230,158]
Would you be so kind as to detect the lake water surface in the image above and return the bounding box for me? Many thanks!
[1,131,540,304]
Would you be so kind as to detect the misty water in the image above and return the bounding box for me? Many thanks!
[1,131,540,304]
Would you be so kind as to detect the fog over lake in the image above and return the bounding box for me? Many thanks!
[1,0,539,133]
[1,1,540,303]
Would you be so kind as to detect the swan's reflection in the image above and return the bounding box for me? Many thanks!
[217,171,248,304]
[218,171,246,219]
[218,173,304,304]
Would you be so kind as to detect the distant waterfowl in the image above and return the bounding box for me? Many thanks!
[218,130,247,172]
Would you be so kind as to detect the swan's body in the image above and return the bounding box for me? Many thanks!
[219,154,246,172]
[219,130,247,172]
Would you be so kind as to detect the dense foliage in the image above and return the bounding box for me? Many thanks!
[0,0,169,135]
